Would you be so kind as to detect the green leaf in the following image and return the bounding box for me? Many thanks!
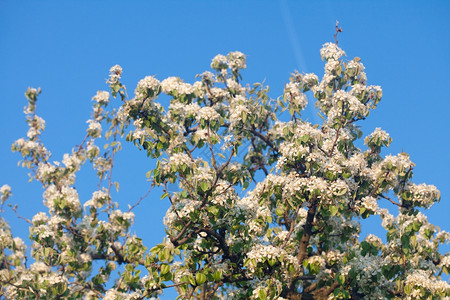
[188,275,196,286]
[160,247,171,262]
[200,181,210,192]
[401,234,410,249]
[303,260,309,268]
[243,258,250,267]
[404,284,412,295]
[258,289,267,300]
[275,208,284,216]
[288,107,294,116]
[145,255,152,268]
[412,222,420,232]
[288,263,296,274]
[162,272,172,281]
[160,264,170,275]
[213,270,222,282]
[329,205,338,217]
[208,206,219,216]
[310,263,320,274]
[334,187,347,196]
[337,274,345,285]
[196,273,206,285]
[243,181,249,190]
[242,111,247,123]
[409,235,417,249]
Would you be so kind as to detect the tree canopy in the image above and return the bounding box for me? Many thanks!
[1,41,449,299]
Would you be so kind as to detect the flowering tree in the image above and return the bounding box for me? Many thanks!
[1,40,449,300]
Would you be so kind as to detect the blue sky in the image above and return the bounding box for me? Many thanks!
[1,0,449,295]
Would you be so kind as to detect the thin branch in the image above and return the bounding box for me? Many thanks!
[163,181,185,224]
[183,125,199,137]
[281,201,304,248]
[370,170,390,197]
[90,251,151,268]
[106,135,119,212]
[328,120,343,157]
[215,148,236,181]
[379,194,404,208]
[186,286,196,299]
[207,282,222,299]
[128,180,155,212]
[334,21,343,45]
[200,228,233,261]
[179,172,197,192]
[10,205,32,225]
[207,126,218,171]
[170,220,193,246]
[249,127,279,152]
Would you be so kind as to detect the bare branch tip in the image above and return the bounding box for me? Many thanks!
[334,20,343,45]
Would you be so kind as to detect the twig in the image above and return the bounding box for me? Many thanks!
[334,21,343,45]
[128,180,155,212]
[249,127,279,152]
[170,220,193,246]
[281,202,303,248]
[207,126,218,171]
[11,205,32,224]
[163,181,185,224]
[328,120,343,157]
[379,194,404,208]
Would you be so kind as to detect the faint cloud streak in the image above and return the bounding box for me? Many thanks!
[279,0,320,124]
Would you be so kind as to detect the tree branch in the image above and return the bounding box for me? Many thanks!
[334,21,343,45]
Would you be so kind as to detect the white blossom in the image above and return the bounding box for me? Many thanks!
[320,42,346,61]
[92,90,110,104]
[135,75,161,99]
[87,120,102,138]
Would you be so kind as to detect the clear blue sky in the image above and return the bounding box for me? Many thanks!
[1,0,449,295]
